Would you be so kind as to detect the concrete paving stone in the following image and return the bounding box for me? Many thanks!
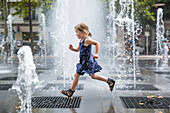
[0,57,170,113]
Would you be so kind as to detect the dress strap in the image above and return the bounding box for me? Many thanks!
[82,37,89,44]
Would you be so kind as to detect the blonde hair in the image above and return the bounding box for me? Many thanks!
[74,23,92,37]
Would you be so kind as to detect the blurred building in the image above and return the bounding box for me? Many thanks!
[0,0,42,53]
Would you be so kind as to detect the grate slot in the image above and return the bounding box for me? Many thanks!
[127,97,135,108]
[73,97,78,108]
[130,97,141,108]
[63,97,69,108]
[67,98,74,108]
[120,97,129,108]
[72,97,78,108]
[76,97,81,108]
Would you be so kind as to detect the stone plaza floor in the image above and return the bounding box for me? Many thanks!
[0,55,170,113]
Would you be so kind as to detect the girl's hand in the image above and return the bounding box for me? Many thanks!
[93,54,98,59]
[69,44,73,50]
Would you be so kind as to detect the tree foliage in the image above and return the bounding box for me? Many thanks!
[134,0,159,26]
[135,0,170,25]
[10,0,55,18]
[105,0,170,26]
[164,0,170,20]
[9,0,55,55]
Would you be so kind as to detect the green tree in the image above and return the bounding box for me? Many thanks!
[134,0,162,26]
[164,0,170,20]
[135,0,170,26]
[10,0,55,55]
[106,0,170,26]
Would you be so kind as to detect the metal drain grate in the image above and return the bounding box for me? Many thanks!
[0,84,13,90]
[0,77,17,80]
[31,96,81,108]
[120,96,170,109]
[116,84,159,91]
[154,71,170,74]
[56,76,87,80]
[43,84,84,90]
[112,77,144,81]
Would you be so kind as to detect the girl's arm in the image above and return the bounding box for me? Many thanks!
[86,39,100,58]
[69,44,80,52]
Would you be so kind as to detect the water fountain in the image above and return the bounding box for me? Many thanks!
[36,13,47,66]
[52,0,69,86]
[110,0,133,76]
[155,8,165,68]
[106,0,117,66]
[0,31,5,63]
[0,1,168,113]
[12,46,41,113]
[161,41,169,68]
[45,0,107,86]
[0,15,14,74]
[107,0,142,90]
[6,15,15,65]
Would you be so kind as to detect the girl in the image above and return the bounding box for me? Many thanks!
[60,23,115,97]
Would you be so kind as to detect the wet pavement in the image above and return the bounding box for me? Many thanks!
[0,55,170,113]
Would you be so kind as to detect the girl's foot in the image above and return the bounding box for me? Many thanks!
[107,78,115,92]
[60,89,75,97]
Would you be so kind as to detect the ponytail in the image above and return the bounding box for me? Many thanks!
[88,32,92,37]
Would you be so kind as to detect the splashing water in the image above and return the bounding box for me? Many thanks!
[106,0,117,67]
[162,44,169,68]
[156,8,165,68]
[0,31,5,63]
[36,13,47,66]
[52,0,69,86]
[47,0,106,84]
[6,15,15,65]
[12,46,41,113]
[108,0,142,88]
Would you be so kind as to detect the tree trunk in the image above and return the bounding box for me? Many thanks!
[29,0,34,55]
[3,0,8,61]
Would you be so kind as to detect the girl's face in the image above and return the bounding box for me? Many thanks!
[75,30,86,39]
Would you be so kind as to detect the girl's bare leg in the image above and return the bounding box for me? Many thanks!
[60,73,80,97]
[91,73,115,92]
[90,73,108,82]
[70,73,80,91]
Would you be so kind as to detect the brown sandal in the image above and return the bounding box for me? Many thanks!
[60,89,75,97]
[107,78,115,92]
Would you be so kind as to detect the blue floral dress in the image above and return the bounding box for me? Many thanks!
[76,38,102,75]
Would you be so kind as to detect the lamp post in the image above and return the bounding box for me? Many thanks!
[145,24,150,55]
